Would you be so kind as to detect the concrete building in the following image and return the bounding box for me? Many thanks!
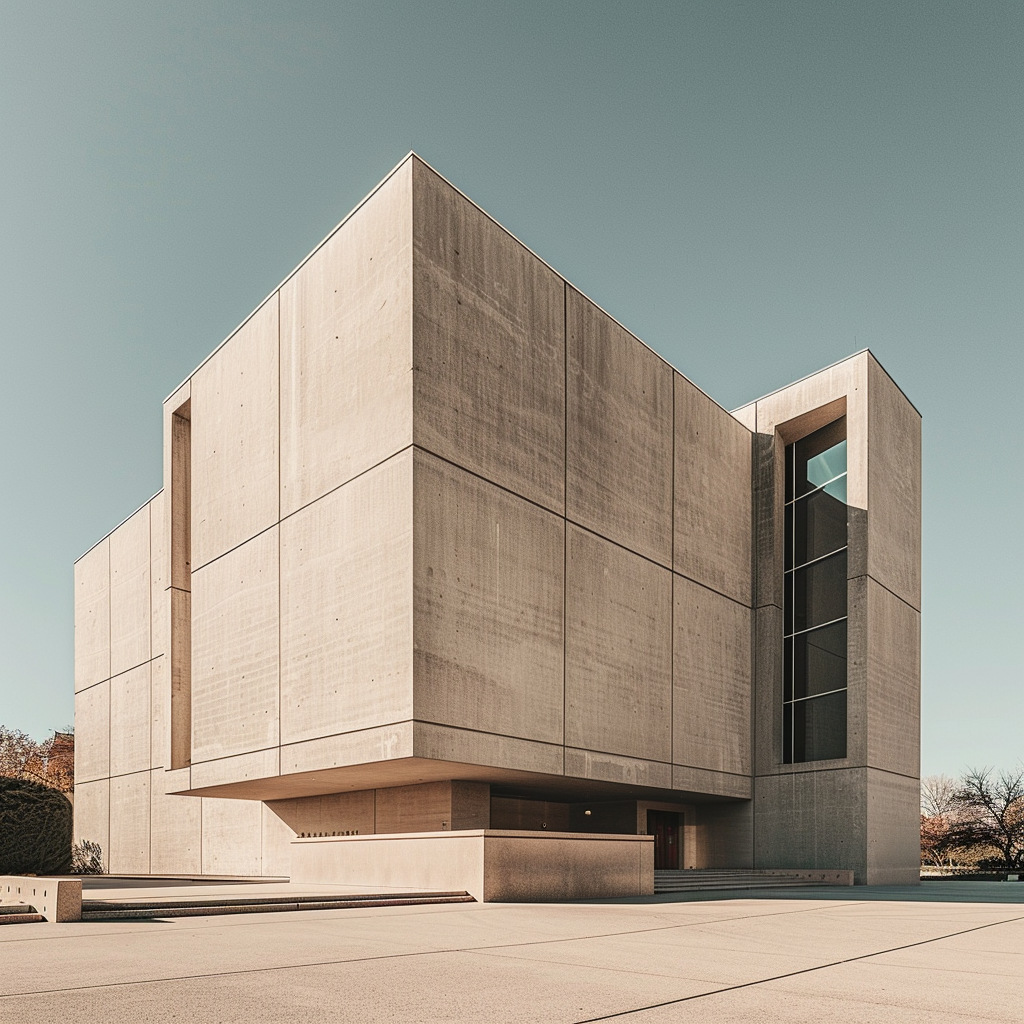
[73,155,921,897]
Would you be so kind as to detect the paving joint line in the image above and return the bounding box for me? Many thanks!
[0,900,867,997]
[570,912,1024,1022]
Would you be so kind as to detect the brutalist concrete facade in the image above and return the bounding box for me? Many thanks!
[74,155,921,886]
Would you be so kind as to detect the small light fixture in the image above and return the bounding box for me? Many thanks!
[584,809,592,816]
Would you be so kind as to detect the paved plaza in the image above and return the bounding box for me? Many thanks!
[2,884,1021,1022]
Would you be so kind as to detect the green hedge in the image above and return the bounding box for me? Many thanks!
[0,776,73,875]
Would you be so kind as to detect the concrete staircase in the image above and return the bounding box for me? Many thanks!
[0,903,46,925]
[654,869,840,893]
[81,890,475,920]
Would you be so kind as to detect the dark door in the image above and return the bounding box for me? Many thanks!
[647,810,680,869]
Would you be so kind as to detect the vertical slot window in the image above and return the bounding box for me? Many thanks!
[783,417,848,763]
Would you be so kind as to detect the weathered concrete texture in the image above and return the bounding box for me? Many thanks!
[375,781,490,834]
[413,722,564,777]
[191,528,280,763]
[280,450,413,747]
[259,801,295,877]
[565,526,671,763]
[201,797,263,876]
[71,777,108,860]
[149,768,201,876]
[564,748,672,790]
[867,356,922,610]
[191,293,279,570]
[108,770,150,875]
[566,288,673,565]
[73,538,109,692]
[282,722,414,777]
[866,578,920,778]
[412,158,565,513]
[290,829,654,902]
[109,503,151,677]
[673,575,751,776]
[149,491,168,659]
[675,374,753,606]
[109,663,151,777]
[190,748,280,790]
[693,800,753,869]
[413,451,564,744]
[752,604,782,775]
[150,655,168,770]
[754,768,868,882]
[867,768,922,885]
[266,790,376,841]
[0,876,81,922]
[280,158,413,517]
[73,681,109,784]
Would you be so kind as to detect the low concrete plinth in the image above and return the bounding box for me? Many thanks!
[1,876,82,922]
[290,830,655,902]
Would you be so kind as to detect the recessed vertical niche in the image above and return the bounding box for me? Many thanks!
[782,417,848,763]
[170,398,192,770]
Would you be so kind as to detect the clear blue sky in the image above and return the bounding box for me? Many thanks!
[1,1,1020,777]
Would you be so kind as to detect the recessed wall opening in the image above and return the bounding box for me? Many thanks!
[170,398,192,770]
[782,416,848,763]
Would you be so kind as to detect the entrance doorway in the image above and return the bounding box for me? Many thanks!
[647,810,681,869]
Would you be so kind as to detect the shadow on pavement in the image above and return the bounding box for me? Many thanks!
[585,882,1024,905]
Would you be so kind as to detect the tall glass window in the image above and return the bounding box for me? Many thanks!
[783,418,848,763]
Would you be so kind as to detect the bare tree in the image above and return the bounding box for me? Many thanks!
[0,726,74,792]
[921,775,959,818]
[949,767,1024,872]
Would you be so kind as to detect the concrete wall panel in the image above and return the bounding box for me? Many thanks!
[265,790,376,842]
[374,780,489,834]
[282,723,414,776]
[150,768,201,875]
[413,452,564,744]
[109,663,151,777]
[150,491,169,659]
[866,580,920,778]
[565,526,671,762]
[108,771,150,875]
[74,681,109,784]
[696,801,753,869]
[675,375,753,605]
[754,769,868,882]
[414,722,563,777]
[201,798,263,876]
[281,451,413,746]
[192,295,279,570]
[191,528,279,763]
[412,159,565,512]
[752,604,783,775]
[673,576,752,776]
[150,655,168,770]
[74,539,109,691]
[109,504,151,677]
[565,748,672,790]
[72,778,109,863]
[280,160,412,516]
[566,289,673,564]
[260,803,296,877]
[867,357,922,609]
[866,768,921,885]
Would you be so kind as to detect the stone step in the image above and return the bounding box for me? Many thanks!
[81,891,475,920]
[0,904,46,925]
[653,870,836,893]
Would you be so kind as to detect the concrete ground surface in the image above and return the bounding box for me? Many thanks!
[2,884,1022,1023]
